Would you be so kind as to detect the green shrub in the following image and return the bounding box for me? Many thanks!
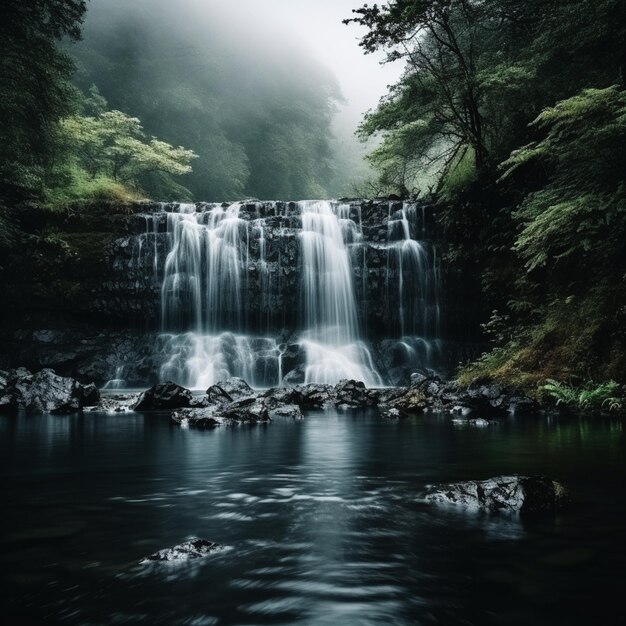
[541,379,624,413]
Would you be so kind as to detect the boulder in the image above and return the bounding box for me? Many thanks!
[6,368,84,414]
[425,475,569,512]
[206,377,254,403]
[222,397,269,423]
[334,379,377,408]
[262,386,298,409]
[293,383,335,409]
[133,381,193,411]
[428,380,537,416]
[141,538,220,563]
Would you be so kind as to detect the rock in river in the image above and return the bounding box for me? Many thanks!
[0,368,90,414]
[133,381,193,411]
[141,538,221,563]
[425,475,570,512]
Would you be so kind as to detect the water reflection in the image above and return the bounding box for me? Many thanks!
[0,412,624,625]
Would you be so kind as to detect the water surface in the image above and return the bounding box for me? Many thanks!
[0,411,624,625]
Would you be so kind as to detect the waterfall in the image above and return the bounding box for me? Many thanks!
[385,202,442,371]
[130,199,442,389]
[299,201,382,385]
[155,202,281,389]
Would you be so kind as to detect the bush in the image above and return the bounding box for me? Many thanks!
[541,379,624,413]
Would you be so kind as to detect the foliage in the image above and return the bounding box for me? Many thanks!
[541,380,624,413]
[351,0,626,396]
[502,87,626,271]
[55,101,197,200]
[0,1,86,208]
[71,0,344,200]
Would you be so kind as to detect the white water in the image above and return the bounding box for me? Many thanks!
[118,199,441,390]
[299,201,382,386]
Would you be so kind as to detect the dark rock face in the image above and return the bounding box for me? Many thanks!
[81,383,101,407]
[133,381,193,411]
[425,475,570,512]
[0,368,89,414]
[141,538,220,563]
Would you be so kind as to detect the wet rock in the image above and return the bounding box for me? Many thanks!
[379,386,427,414]
[281,365,306,386]
[171,407,222,428]
[222,397,270,423]
[141,538,220,563]
[451,417,492,427]
[207,377,254,402]
[133,381,193,411]
[293,384,335,409]
[425,475,570,512]
[262,386,299,409]
[4,368,85,414]
[409,372,429,387]
[428,380,537,416]
[334,379,376,408]
[85,393,137,413]
[381,407,401,419]
[269,404,303,419]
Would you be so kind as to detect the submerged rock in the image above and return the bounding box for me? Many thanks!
[85,393,137,413]
[141,538,220,563]
[425,475,569,512]
[133,381,193,411]
[171,407,222,428]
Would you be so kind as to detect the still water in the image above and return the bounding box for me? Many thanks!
[0,411,624,625]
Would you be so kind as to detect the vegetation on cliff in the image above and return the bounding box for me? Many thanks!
[348,0,626,393]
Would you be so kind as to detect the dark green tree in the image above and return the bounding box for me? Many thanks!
[0,0,87,208]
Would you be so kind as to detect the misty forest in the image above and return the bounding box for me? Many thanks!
[0,1,625,624]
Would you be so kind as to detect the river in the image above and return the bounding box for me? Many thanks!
[0,411,623,625]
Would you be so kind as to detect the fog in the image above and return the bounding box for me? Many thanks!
[194,0,403,127]
[74,0,403,199]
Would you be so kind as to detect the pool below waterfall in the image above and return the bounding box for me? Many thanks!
[0,410,624,625]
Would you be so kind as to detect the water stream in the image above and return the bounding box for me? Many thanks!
[121,200,442,389]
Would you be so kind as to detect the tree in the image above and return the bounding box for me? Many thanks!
[346,0,496,184]
[0,1,86,205]
[56,93,198,200]
[502,86,626,274]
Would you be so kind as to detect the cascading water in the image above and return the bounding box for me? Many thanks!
[299,201,382,385]
[125,198,442,389]
[156,202,282,389]
[385,202,442,373]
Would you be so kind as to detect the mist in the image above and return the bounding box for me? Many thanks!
[72,0,401,200]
